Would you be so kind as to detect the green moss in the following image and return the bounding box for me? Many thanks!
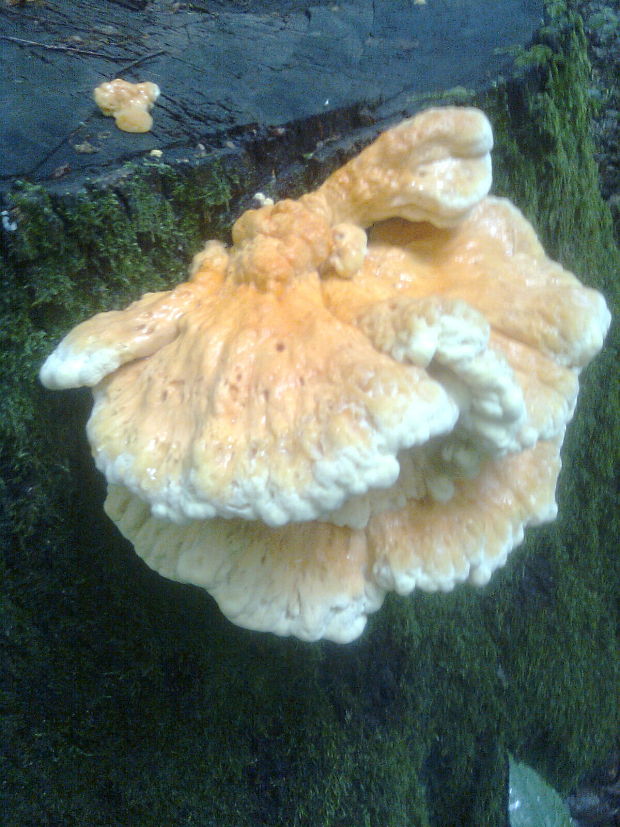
[479,3,620,793]
[1,162,234,541]
[486,25,617,298]
[1,2,618,825]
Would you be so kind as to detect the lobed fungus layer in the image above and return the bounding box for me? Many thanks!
[93,79,160,133]
[40,107,611,643]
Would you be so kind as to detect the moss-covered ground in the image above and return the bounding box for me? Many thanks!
[1,3,618,825]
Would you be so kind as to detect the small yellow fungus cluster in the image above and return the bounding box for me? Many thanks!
[93,78,160,133]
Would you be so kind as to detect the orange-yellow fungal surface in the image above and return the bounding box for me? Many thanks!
[93,78,160,133]
[40,107,611,642]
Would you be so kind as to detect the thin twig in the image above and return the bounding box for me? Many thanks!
[0,35,113,59]
[117,50,166,75]
[1,36,166,73]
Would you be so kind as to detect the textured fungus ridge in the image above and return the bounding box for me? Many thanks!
[40,107,611,643]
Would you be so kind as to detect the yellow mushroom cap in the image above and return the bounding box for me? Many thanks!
[93,79,160,133]
[40,106,611,642]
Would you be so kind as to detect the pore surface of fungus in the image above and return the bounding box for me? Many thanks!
[40,107,611,643]
[93,79,160,133]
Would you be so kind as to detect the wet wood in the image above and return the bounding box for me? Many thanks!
[1,0,543,186]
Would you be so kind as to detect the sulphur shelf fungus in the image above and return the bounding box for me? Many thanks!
[93,78,160,133]
[40,107,611,643]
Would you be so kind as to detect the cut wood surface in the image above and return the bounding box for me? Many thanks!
[1,0,543,185]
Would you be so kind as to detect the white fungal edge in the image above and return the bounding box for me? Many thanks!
[91,367,460,528]
[39,340,122,389]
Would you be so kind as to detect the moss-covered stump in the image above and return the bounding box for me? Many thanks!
[1,5,618,826]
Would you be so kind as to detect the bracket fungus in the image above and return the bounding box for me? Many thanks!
[93,79,160,133]
[40,107,611,643]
